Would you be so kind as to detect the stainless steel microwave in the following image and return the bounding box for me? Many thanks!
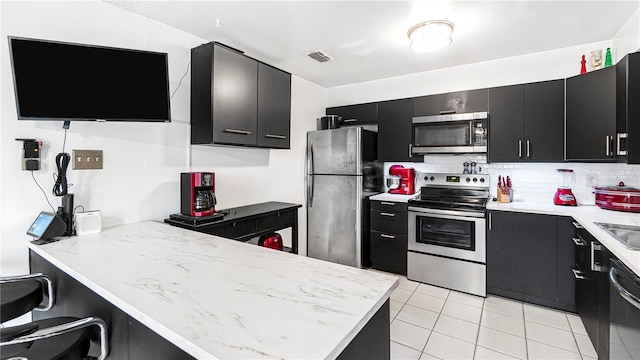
[411,112,488,154]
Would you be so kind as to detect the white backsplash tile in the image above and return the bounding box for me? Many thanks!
[384,156,640,205]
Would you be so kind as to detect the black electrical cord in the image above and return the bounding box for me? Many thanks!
[31,171,56,213]
[52,152,71,196]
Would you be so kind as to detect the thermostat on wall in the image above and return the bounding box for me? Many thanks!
[75,210,102,236]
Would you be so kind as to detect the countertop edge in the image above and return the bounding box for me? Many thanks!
[28,240,220,360]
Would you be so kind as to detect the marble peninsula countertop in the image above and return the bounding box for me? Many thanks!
[28,221,398,359]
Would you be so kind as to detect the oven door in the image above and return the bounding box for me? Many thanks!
[408,207,486,263]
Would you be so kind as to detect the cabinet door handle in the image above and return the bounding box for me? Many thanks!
[440,110,456,115]
[617,133,628,156]
[408,144,413,158]
[342,119,357,123]
[380,234,396,239]
[572,237,586,246]
[591,241,602,272]
[224,128,252,135]
[606,135,611,157]
[526,140,530,158]
[572,221,583,229]
[518,140,522,158]
[264,134,286,139]
[380,202,395,206]
[572,268,586,280]
[380,212,396,217]
[488,212,492,230]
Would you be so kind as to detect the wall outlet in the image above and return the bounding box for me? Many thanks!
[587,174,598,187]
[73,150,103,170]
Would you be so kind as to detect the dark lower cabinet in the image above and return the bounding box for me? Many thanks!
[377,98,420,162]
[30,251,195,360]
[574,225,611,360]
[369,200,408,275]
[487,211,575,312]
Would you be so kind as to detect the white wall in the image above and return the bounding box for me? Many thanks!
[0,1,325,275]
[613,7,640,56]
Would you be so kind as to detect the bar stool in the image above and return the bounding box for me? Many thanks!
[0,274,108,360]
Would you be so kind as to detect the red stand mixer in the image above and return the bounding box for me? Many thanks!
[387,165,415,195]
[554,169,577,206]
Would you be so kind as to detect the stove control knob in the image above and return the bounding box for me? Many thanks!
[430,176,434,181]
[473,178,478,182]
[465,177,471,182]
[424,176,429,181]
[480,178,485,183]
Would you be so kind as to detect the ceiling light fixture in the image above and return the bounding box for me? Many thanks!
[407,20,454,52]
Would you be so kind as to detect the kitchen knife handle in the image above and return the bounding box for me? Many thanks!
[606,135,611,157]
[518,140,522,158]
[526,140,530,158]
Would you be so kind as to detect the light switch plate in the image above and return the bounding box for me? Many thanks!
[587,174,598,187]
[73,150,103,170]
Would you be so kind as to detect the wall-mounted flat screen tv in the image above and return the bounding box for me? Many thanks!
[8,37,171,122]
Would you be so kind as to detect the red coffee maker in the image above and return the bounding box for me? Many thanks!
[181,172,217,217]
[387,165,415,195]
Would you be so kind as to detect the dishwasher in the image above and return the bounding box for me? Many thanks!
[609,258,640,360]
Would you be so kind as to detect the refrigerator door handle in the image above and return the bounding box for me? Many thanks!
[308,142,315,206]
[355,178,362,268]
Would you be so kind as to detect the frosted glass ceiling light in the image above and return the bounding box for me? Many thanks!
[408,20,454,52]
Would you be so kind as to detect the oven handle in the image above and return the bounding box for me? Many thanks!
[408,206,485,219]
[610,267,640,310]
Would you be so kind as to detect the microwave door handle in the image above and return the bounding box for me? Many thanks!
[469,122,473,144]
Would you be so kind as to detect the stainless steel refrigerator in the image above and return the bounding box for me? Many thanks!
[306,127,381,268]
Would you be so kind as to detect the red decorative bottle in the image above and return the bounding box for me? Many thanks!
[580,54,587,74]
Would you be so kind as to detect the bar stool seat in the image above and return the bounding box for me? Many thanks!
[1,317,91,360]
[0,279,43,322]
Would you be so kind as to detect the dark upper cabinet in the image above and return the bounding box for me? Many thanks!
[191,42,291,149]
[524,79,565,161]
[488,80,564,162]
[413,89,488,116]
[377,98,421,162]
[257,63,291,149]
[617,52,640,163]
[566,66,617,161]
[326,102,378,125]
[488,84,525,162]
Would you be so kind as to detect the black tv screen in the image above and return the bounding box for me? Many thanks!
[9,37,171,122]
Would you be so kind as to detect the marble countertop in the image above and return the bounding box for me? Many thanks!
[369,193,417,203]
[28,221,398,359]
[488,201,640,276]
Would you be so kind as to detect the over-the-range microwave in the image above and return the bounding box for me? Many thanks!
[411,112,488,154]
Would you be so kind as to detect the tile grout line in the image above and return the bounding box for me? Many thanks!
[523,303,529,360]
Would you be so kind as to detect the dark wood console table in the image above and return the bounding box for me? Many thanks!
[164,201,301,254]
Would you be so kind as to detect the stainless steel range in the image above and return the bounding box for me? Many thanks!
[407,173,489,297]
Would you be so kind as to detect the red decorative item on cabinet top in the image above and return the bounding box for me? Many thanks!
[580,54,587,74]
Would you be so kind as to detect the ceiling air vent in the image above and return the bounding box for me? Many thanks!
[306,50,334,63]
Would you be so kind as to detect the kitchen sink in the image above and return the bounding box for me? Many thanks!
[594,222,640,250]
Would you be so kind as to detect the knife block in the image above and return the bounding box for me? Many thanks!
[497,187,512,203]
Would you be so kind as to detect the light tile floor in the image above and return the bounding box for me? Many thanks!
[377,270,597,360]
